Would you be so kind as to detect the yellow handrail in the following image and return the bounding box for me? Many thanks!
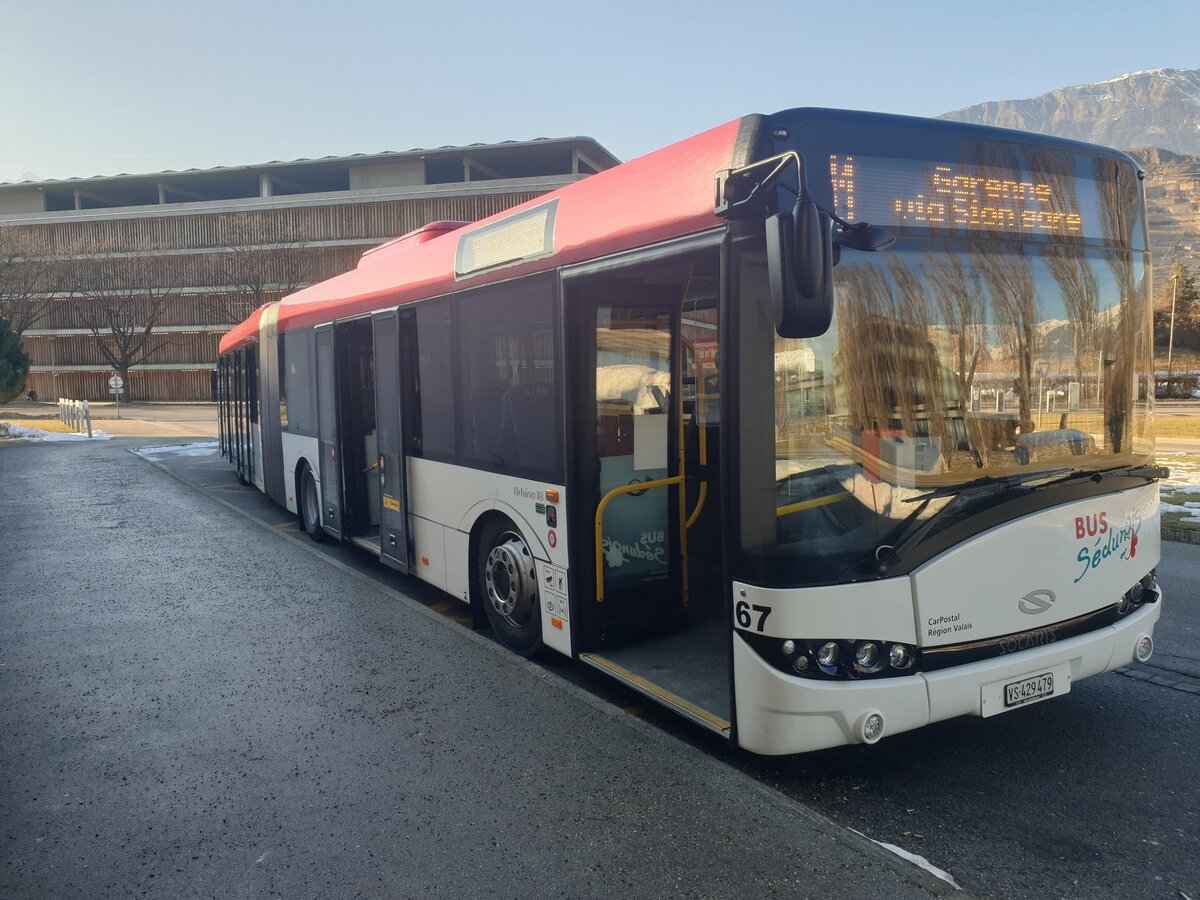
[685,482,709,530]
[594,475,685,603]
[679,333,709,530]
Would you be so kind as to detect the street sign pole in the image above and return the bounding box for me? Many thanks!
[108,374,124,419]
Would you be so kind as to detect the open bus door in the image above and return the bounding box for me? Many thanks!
[372,309,411,572]
[315,323,344,540]
[573,284,731,736]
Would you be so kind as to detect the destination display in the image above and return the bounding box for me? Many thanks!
[828,153,1106,240]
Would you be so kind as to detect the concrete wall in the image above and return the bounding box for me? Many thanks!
[0,190,45,216]
[348,160,425,190]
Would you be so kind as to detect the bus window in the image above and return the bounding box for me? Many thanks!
[456,277,560,479]
[414,300,456,457]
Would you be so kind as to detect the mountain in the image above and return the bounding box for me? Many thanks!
[941,69,1200,293]
[1127,146,1200,279]
[940,68,1200,156]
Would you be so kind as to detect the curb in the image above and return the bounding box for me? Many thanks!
[1162,527,1200,545]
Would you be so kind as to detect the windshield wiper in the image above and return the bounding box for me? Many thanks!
[904,467,1075,504]
[1029,463,1169,490]
[867,468,1080,578]
[865,463,1169,580]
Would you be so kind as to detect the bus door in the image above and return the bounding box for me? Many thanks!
[585,295,683,639]
[315,323,344,540]
[573,281,732,737]
[372,309,411,572]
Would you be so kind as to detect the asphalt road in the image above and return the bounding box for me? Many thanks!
[0,439,952,900]
[4,437,1198,899]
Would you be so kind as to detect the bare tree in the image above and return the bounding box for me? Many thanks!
[834,259,951,455]
[74,251,180,400]
[922,249,986,400]
[1094,159,1148,453]
[977,245,1041,430]
[1028,146,1099,389]
[921,249,990,465]
[205,213,320,324]
[0,228,59,334]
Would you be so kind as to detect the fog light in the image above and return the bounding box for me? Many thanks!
[855,642,880,669]
[859,710,885,744]
[781,639,796,657]
[889,643,913,669]
[1135,634,1154,663]
[817,642,840,668]
[792,654,809,673]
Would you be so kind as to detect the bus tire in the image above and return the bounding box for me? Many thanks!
[477,516,543,657]
[299,465,329,543]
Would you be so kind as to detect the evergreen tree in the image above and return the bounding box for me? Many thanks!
[0,317,30,403]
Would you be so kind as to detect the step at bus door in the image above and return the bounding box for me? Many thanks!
[372,309,411,572]
[315,323,344,540]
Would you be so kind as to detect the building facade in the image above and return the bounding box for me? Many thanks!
[0,138,617,401]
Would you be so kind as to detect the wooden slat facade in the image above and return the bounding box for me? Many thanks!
[26,368,217,403]
[8,189,551,401]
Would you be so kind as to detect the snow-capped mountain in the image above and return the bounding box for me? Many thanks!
[942,69,1200,289]
[940,68,1200,157]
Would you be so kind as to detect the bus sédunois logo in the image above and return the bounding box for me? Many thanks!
[1018,588,1057,615]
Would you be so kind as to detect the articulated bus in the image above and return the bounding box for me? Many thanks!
[217,108,1164,755]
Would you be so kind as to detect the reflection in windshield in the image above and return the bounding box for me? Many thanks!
[736,234,1153,585]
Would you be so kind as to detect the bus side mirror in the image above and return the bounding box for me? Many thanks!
[765,198,834,338]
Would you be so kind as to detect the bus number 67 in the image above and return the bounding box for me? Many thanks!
[735,599,772,632]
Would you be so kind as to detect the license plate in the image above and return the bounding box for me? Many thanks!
[980,663,1069,717]
[1004,672,1054,708]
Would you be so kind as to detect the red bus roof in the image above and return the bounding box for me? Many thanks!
[220,117,743,353]
[219,303,265,354]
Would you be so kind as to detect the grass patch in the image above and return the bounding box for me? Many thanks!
[1158,451,1200,541]
[1152,417,1200,441]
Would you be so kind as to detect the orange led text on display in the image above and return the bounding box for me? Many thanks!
[830,156,1084,236]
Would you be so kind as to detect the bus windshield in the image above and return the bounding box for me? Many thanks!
[734,234,1153,586]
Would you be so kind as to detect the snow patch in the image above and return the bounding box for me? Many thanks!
[849,829,960,889]
[133,441,220,458]
[1,423,111,442]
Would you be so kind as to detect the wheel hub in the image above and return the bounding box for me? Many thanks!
[484,534,536,625]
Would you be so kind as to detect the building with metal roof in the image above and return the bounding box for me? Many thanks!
[0,136,618,401]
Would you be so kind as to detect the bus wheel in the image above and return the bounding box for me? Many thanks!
[300,466,328,543]
[477,517,542,657]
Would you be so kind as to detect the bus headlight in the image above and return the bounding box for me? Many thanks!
[817,642,841,668]
[889,643,913,670]
[1119,570,1160,616]
[751,636,921,680]
[854,642,881,672]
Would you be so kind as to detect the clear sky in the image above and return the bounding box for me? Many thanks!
[2,0,1197,183]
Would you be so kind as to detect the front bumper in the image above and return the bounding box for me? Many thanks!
[733,598,1161,755]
